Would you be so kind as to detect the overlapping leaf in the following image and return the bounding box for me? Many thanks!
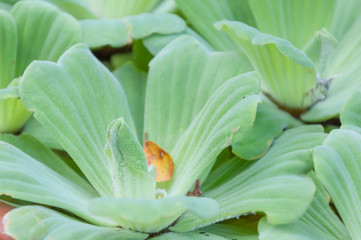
[258,172,351,240]
[232,103,301,160]
[89,196,218,233]
[302,16,361,121]
[248,0,335,49]
[80,13,186,48]
[104,118,155,199]
[0,1,82,133]
[314,91,361,239]
[4,206,147,240]
[0,141,112,226]
[216,20,318,109]
[20,44,134,197]
[145,35,252,153]
[171,125,327,232]
[112,62,146,141]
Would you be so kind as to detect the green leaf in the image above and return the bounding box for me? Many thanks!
[112,62,146,142]
[151,231,227,240]
[331,0,361,40]
[37,0,97,19]
[12,1,82,77]
[0,1,82,133]
[104,118,155,199]
[80,13,186,48]
[248,0,336,49]
[232,103,301,160]
[166,72,260,196]
[4,206,147,240]
[175,0,240,51]
[302,17,361,121]
[0,141,114,226]
[304,29,338,77]
[171,126,326,232]
[143,27,215,56]
[145,35,253,154]
[0,133,92,193]
[0,86,19,101]
[89,196,218,233]
[340,91,361,134]
[0,9,16,89]
[199,223,258,240]
[22,117,62,150]
[314,93,361,238]
[0,98,30,133]
[258,172,351,240]
[20,44,135,197]
[81,0,163,19]
[216,20,318,109]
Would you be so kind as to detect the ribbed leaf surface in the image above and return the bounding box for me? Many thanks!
[0,141,111,226]
[20,44,134,197]
[171,126,326,231]
[217,20,317,109]
[248,0,335,49]
[89,196,218,233]
[145,35,253,153]
[80,13,186,48]
[302,17,361,121]
[4,206,147,240]
[258,173,351,240]
[232,103,301,160]
[0,1,82,133]
[314,91,361,239]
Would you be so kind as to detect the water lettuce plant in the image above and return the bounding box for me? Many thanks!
[1,1,361,239]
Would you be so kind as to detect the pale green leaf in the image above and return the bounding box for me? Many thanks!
[151,232,227,240]
[0,1,82,133]
[304,29,338,77]
[36,0,97,19]
[232,103,301,160]
[143,27,215,56]
[104,118,155,199]
[314,94,361,239]
[248,0,336,49]
[175,0,244,51]
[82,0,163,19]
[145,35,253,154]
[331,0,361,40]
[0,133,92,193]
[80,13,186,48]
[20,44,135,197]
[258,172,351,240]
[4,206,147,240]
[0,86,18,101]
[340,91,361,134]
[0,141,113,226]
[12,1,82,77]
[112,62,146,142]
[0,9,16,89]
[166,72,260,196]
[89,196,218,233]
[199,223,258,240]
[0,98,30,133]
[171,126,326,232]
[302,17,361,121]
[216,20,318,109]
[23,117,62,150]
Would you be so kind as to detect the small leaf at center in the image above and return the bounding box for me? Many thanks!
[144,141,174,182]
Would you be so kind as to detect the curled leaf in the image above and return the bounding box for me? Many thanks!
[144,141,174,182]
